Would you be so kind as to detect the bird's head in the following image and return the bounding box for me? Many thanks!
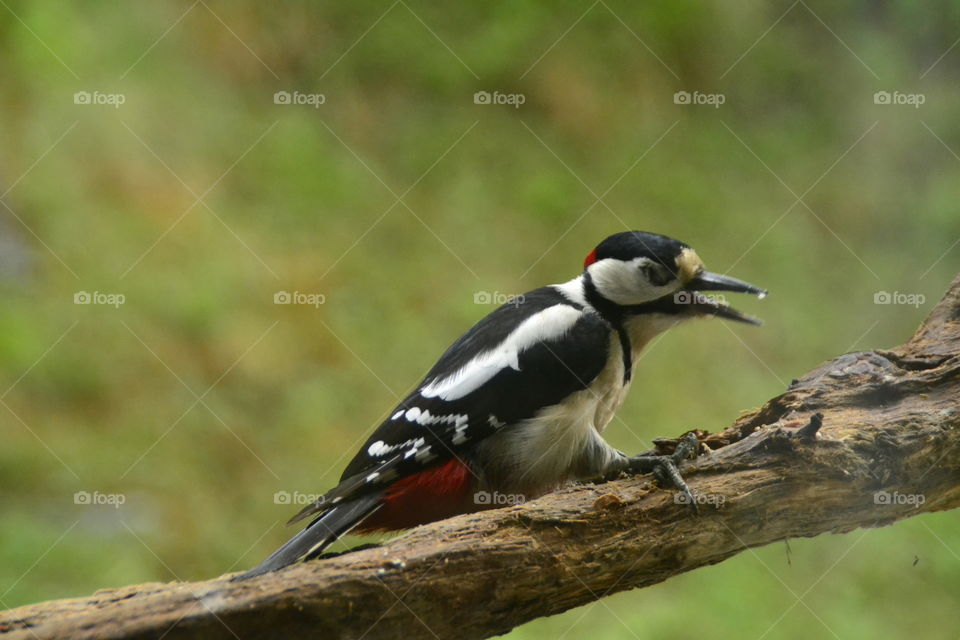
[582,230,767,326]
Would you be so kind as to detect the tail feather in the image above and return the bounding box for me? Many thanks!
[233,493,382,580]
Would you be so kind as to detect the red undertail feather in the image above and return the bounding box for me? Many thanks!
[355,458,475,532]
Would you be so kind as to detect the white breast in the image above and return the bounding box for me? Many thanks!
[590,333,631,433]
[473,333,628,497]
[472,315,683,499]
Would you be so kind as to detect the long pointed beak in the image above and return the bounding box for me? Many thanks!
[678,271,767,326]
[686,271,768,297]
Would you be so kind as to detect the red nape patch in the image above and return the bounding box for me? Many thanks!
[583,248,598,269]
[355,458,475,533]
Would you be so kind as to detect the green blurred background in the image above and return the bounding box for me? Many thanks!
[1,1,958,637]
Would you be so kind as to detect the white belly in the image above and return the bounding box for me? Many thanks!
[473,334,629,497]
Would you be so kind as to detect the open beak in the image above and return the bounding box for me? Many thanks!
[682,293,763,326]
[681,271,768,326]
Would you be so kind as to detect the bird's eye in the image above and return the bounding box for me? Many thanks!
[641,263,673,287]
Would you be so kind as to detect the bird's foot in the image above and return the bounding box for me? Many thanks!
[625,433,702,513]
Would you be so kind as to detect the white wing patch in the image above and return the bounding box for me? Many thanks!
[421,304,582,401]
[451,423,470,445]
[367,437,426,458]
[390,407,468,428]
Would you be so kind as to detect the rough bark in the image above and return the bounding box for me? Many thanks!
[3,275,960,640]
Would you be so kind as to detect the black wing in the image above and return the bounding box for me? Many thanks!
[289,286,611,524]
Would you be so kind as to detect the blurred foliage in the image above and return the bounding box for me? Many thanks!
[0,1,958,638]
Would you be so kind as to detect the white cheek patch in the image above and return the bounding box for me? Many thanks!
[588,257,673,305]
[421,304,582,401]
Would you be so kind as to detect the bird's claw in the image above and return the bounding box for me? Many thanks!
[626,433,701,513]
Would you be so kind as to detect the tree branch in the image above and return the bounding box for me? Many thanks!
[4,275,960,640]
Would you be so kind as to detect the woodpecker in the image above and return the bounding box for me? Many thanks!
[238,230,766,578]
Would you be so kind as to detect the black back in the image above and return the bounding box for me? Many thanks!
[341,285,611,480]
